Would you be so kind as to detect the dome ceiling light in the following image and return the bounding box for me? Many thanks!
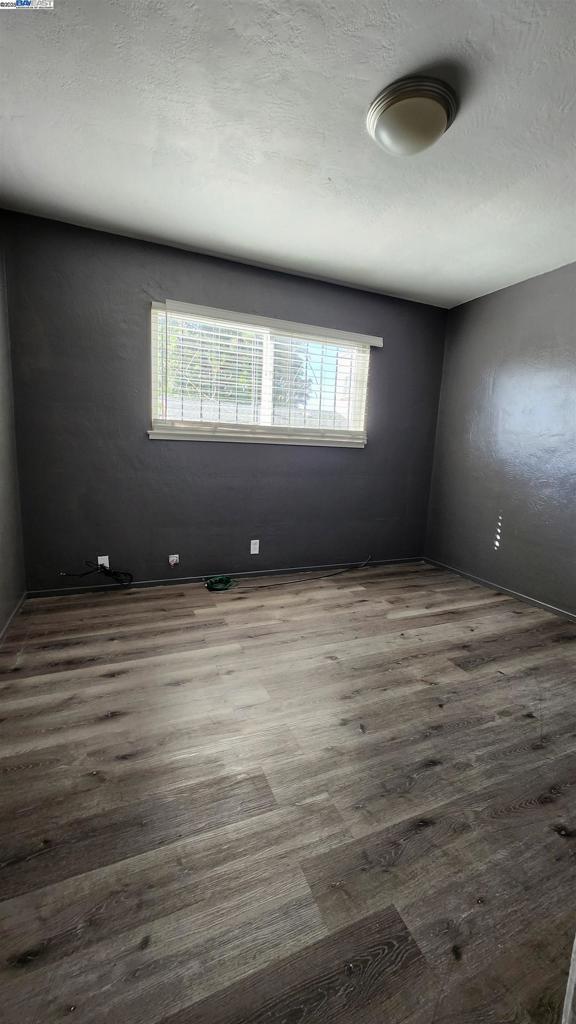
[366,76,458,157]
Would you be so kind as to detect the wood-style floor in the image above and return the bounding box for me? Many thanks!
[1,562,576,1023]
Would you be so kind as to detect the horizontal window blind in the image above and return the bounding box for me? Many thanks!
[150,302,380,447]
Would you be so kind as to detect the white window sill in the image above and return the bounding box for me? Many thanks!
[148,425,366,448]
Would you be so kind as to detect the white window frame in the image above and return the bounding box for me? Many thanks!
[149,300,382,448]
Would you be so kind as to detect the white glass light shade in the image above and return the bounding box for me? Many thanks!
[367,77,457,157]
[372,97,448,155]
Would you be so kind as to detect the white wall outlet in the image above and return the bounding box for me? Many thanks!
[168,554,179,567]
[250,539,260,555]
[97,555,110,569]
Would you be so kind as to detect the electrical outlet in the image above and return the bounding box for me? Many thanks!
[250,539,260,555]
[168,554,179,567]
[97,555,110,569]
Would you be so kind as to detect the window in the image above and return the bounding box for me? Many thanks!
[149,301,381,447]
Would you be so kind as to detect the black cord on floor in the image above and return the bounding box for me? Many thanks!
[228,556,373,591]
[58,560,134,587]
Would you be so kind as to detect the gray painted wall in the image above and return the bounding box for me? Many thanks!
[427,262,576,616]
[6,214,446,592]
[0,223,24,632]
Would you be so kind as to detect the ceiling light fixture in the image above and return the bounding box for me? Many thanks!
[366,76,458,157]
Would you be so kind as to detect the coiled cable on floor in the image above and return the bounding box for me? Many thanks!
[58,560,134,587]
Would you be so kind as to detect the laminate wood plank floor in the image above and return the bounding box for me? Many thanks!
[1,562,576,1023]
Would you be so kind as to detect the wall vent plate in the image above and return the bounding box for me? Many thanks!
[250,539,260,555]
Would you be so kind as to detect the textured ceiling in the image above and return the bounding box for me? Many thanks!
[1,0,575,306]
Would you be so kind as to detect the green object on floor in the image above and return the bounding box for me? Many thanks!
[205,575,234,592]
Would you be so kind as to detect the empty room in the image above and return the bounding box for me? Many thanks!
[1,1,575,1021]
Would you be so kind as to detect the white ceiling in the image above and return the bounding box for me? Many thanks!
[1,0,575,307]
